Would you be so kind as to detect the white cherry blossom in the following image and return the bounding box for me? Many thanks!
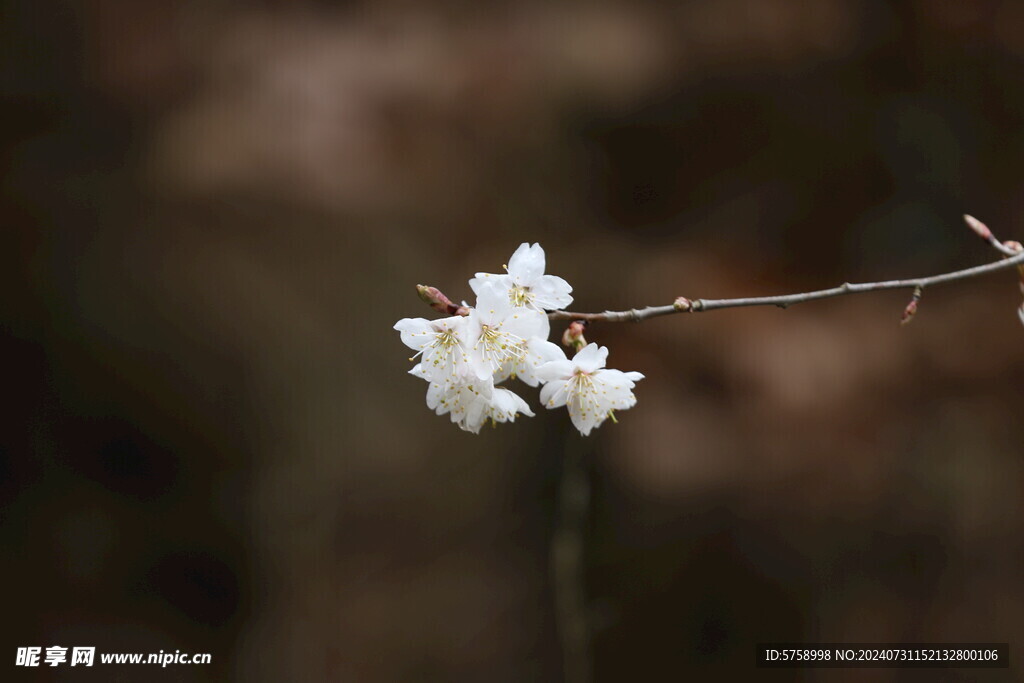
[470,242,573,311]
[535,343,644,436]
[395,242,650,435]
[394,314,472,382]
[418,371,534,434]
[493,336,566,387]
[466,281,550,380]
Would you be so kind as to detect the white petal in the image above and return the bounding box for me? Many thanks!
[465,308,485,339]
[507,242,545,286]
[572,343,608,373]
[511,393,535,419]
[567,401,604,436]
[462,398,487,433]
[469,273,512,298]
[488,388,517,420]
[592,371,638,411]
[597,368,642,387]
[500,307,550,341]
[473,280,513,324]
[492,360,513,384]
[443,314,470,332]
[491,387,534,421]
[469,354,494,380]
[540,379,570,408]
[530,275,574,311]
[393,317,434,350]
[528,337,567,364]
[425,382,445,412]
[515,337,567,387]
[534,359,573,383]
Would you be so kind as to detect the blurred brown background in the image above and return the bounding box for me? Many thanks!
[2,0,1024,681]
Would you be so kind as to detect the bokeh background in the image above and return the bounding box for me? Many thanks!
[3,1,1024,680]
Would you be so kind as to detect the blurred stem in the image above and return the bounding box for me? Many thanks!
[552,439,591,683]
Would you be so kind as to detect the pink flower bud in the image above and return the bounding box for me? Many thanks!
[900,299,918,326]
[416,284,469,316]
[964,214,993,241]
[900,286,923,326]
[561,320,588,351]
[673,297,692,312]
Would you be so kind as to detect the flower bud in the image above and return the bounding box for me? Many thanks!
[964,214,993,241]
[561,320,588,351]
[1003,241,1024,279]
[900,300,918,325]
[416,284,469,316]
[900,287,923,326]
[673,296,692,312]
[1003,242,1024,283]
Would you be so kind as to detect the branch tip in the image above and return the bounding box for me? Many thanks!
[964,214,993,241]
[416,284,469,316]
[542,218,1023,325]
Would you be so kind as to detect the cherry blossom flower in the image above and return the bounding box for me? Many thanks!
[493,336,566,387]
[395,241,651,435]
[394,314,472,382]
[535,343,644,436]
[466,280,550,380]
[417,370,534,433]
[470,242,573,311]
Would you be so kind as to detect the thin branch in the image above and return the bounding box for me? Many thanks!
[414,217,1023,326]
[548,248,1024,323]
